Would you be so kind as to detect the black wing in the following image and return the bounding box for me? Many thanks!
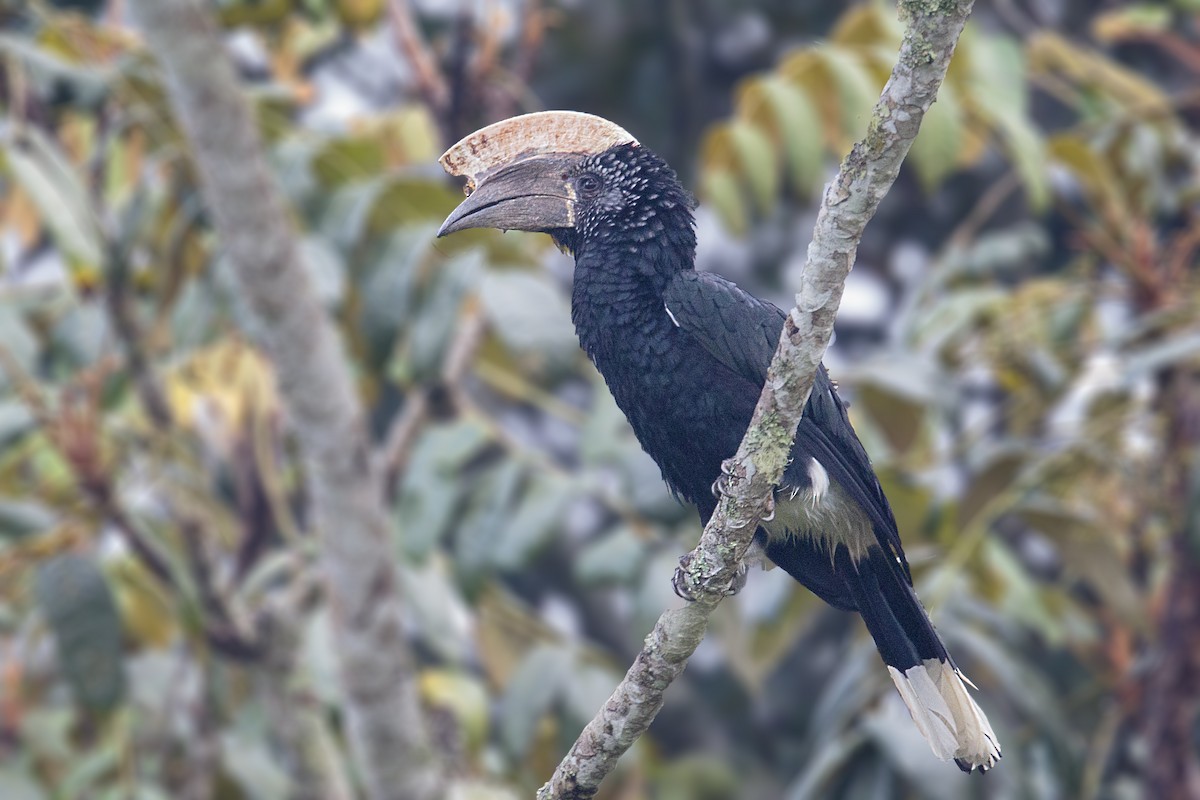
[662,270,910,578]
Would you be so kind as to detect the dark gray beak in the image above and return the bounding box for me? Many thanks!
[437,154,579,237]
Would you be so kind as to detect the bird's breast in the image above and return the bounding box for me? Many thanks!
[576,312,757,503]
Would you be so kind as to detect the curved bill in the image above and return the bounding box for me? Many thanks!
[437,111,638,238]
[437,154,579,237]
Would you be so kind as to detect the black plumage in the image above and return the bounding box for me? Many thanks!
[438,114,1000,773]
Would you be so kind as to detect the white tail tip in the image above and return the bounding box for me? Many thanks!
[887,659,1002,773]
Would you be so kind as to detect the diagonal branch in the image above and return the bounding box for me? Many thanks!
[126,1,444,798]
[538,1,977,796]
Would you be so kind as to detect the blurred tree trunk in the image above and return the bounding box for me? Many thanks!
[1139,366,1200,799]
[126,1,444,798]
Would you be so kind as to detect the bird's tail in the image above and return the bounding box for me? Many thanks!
[835,545,1002,773]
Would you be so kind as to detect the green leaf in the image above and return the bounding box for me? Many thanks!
[1048,134,1125,217]
[405,251,482,381]
[0,306,40,393]
[60,737,122,799]
[0,498,56,541]
[50,302,111,369]
[0,404,36,453]
[965,33,1028,122]
[454,460,526,580]
[317,178,385,252]
[298,235,347,307]
[366,178,462,237]
[561,659,621,728]
[401,561,473,662]
[359,227,429,364]
[0,33,109,110]
[728,119,779,213]
[958,443,1028,529]
[1016,498,1144,626]
[479,270,578,372]
[848,353,939,455]
[907,82,965,190]
[311,135,385,187]
[816,46,880,141]
[497,644,572,757]
[219,729,291,800]
[574,525,647,586]
[394,419,493,561]
[3,127,103,266]
[492,473,572,570]
[35,554,126,712]
[700,168,748,236]
[965,35,1050,210]
[994,113,1050,211]
[759,76,825,194]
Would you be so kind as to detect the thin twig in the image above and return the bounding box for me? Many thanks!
[538,1,978,796]
[388,0,449,117]
[105,243,174,429]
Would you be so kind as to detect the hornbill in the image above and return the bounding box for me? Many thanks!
[436,111,1001,773]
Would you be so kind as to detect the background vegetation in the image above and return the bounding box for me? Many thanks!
[1,0,1198,798]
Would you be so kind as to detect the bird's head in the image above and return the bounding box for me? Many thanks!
[436,111,693,258]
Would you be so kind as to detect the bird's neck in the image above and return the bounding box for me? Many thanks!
[569,212,695,367]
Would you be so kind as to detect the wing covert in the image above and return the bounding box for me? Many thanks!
[663,270,784,387]
[663,270,911,580]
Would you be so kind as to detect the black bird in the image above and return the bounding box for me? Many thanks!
[437,111,1001,773]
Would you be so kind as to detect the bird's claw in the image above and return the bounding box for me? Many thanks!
[761,492,776,523]
[726,562,749,596]
[711,458,740,499]
[673,563,749,601]
[672,566,698,602]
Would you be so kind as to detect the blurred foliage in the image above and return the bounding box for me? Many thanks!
[0,1,1198,798]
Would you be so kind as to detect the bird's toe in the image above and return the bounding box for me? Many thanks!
[724,563,749,596]
[672,566,698,602]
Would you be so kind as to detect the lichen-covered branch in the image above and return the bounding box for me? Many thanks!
[127,2,444,798]
[538,1,976,796]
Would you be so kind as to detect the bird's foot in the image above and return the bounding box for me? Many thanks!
[726,562,749,595]
[710,475,729,499]
[711,459,740,499]
[761,492,776,523]
[672,562,749,601]
[672,566,697,601]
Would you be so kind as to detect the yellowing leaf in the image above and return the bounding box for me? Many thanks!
[743,76,825,194]
[313,136,386,187]
[700,167,749,236]
[830,3,902,47]
[1048,134,1127,220]
[1091,5,1172,44]
[815,46,881,145]
[728,119,779,213]
[993,113,1051,211]
[419,669,490,753]
[107,556,178,649]
[164,338,280,455]
[1028,31,1171,114]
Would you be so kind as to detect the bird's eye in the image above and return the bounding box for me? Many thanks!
[576,174,601,195]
